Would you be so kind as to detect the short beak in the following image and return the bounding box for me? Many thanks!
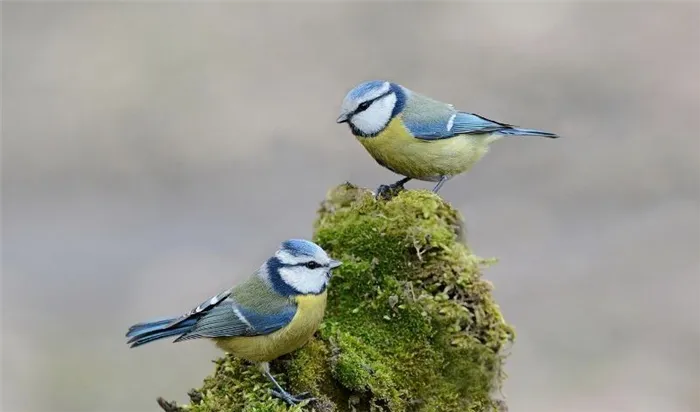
[336,114,348,124]
[329,259,342,269]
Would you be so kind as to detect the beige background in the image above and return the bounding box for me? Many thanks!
[3,3,699,412]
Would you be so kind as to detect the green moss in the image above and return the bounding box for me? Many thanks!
[158,183,514,412]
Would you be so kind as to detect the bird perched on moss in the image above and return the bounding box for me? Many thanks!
[125,239,342,405]
[337,80,559,198]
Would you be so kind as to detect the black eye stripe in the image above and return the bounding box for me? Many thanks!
[305,261,321,269]
[353,91,392,115]
[287,261,323,269]
[354,102,371,115]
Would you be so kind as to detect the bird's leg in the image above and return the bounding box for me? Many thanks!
[431,176,448,194]
[376,177,412,200]
[259,362,314,405]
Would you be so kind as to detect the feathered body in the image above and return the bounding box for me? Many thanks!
[358,116,498,182]
[213,287,327,362]
[126,239,339,382]
[337,80,559,192]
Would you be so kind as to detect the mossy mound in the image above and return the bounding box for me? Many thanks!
[158,183,514,412]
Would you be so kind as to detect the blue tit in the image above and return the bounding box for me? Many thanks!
[125,239,342,405]
[336,80,559,197]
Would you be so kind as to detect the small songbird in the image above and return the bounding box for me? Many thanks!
[125,239,341,405]
[336,80,559,197]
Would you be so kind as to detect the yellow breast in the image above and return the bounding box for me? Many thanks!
[357,117,498,181]
[214,292,327,363]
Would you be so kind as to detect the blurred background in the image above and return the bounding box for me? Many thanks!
[2,3,699,412]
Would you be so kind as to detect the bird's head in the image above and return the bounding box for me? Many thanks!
[262,239,341,296]
[337,80,406,137]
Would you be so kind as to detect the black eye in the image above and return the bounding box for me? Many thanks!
[305,261,321,269]
[356,101,371,113]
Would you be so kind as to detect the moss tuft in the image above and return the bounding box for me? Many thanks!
[158,184,514,412]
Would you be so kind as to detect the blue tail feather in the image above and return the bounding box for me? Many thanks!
[126,317,175,338]
[126,317,197,348]
[501,127,559,138]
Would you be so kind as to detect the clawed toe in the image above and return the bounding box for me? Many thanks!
[375,177,412,200]
[375,184,405,200]
[262,363,315,406]
[375,184,391,199]
[270,389,315,405]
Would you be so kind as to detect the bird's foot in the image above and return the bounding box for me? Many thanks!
[270,389,315,405]
[261,362,315,405]
[431,176,449,194]
[375,177,412,200]
[375,184,404,200]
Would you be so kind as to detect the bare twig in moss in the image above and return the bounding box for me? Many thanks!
[156,397,184,412]
[187,389,203,405]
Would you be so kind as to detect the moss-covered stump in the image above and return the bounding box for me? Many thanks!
[158,183,514,412]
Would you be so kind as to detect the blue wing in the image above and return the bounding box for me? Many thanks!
[126,288,297,347]
[403,111,514,140]
[404,111,557,140]
[174,299,297,341]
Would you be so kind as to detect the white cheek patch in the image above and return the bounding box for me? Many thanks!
[350,93,397,136]
[279,266,327,295]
